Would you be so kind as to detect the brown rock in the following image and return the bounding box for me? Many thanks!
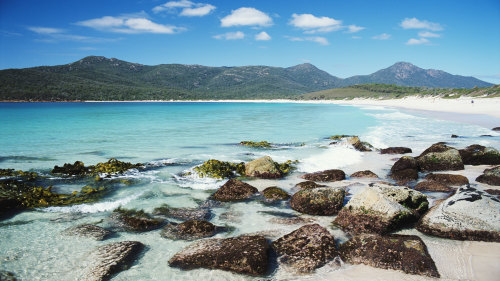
[271,224,337,272]
[459,144,500,165]
[301,169,345,182]
[161,220,217,240]
[416,143,464,172]
[290,187,345,216]
[212,179,258,202]
[262,186,290,201]
[414,181,452,192]
[390,156,418,173]
[476,166,500,186]
[390,169,418,184]
[339,234,439,278]
[350,170,378,178]
[380,147,412,154]
[424,173,469,186]
[295,181,326,189]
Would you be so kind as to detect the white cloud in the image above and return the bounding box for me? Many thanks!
[153,1,215,17]
[346,25,365,33]
[221,7,273,27]
[213,31,245,40]
[351,36,362,39]
[372,33,391,40]
[289,13,342,33]
[406,38,430,45]
[77,16,184,34]
[418,31,441,38]
[255,31,271,41]
[180,4,215,16]
[286,36,329,46]
[400,18,443,31]
[28,27,65,34]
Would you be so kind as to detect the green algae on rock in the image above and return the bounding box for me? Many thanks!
[111,207,163,232]
[0,169,38,181]
[193,159,245,179]
[52,158,143,177]
[262,186,290,201]
[239,141,272,148]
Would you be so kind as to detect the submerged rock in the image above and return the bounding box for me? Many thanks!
[417,185,500,242]
[271,224,337,272]
[161,220,217,240]
[83,241,144,281]
[245,156,282,179]
[0,271,17,281]
[239,141,272,148]
[380,147,412,154]
[295,181,326,189]
[290,187,344,216]
[424,173,469,186]
[63,224,112,241]
[416,143,464,172]
[334,183,428,234]
[414,181,452,192]
[350,170,378,178]
[168,235,269,276]
[262,186,290,201]
[269,216,315,225]
[301,169,346,182]
[212,179,258,202]
[339,234,439,278]
[459,144,500,165]
[110,208,163,232]
[476,166,500,186]
[152,205,212,221]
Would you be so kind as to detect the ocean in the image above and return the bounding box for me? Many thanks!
[0,102,499,280]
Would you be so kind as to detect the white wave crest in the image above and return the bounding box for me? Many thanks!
[172,172,227,190]
[367,111,423,120]
[298,145,363,173]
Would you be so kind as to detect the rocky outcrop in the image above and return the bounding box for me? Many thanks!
[347,136,373,152]
[63,224,112,241]
[152,205,212,221]
[414,181,452,192]
[390,156,418,183]
[193,159,245,179]
[380,147,412,154]
[339,234,439,278]
[301,169,345,182]
[416,143,464,172]
[417,185,500,242]
[492,127,500,131]
[459,145,500,165]
[271,224,337,272]
[424,173,469,186]
[295,181,326,189]
[245,156,283,179]
[476,166,500,186]
[168,235,269,276]
[290,187,344,215]
[110,208,163,232]
[52,158,142,177]
[83,241,144,281]
[334,183,428,234]
[262,186,290,201]
[350,170,378,178]
[161,220,217,240]
[212,179,258,202]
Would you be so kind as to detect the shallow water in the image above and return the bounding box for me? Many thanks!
[0,102,499,280]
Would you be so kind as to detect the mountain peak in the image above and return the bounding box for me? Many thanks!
[288,63,318,71]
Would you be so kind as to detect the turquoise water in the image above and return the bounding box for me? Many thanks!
[1,102,499,281]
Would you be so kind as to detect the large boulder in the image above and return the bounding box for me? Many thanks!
[83,241,144,281]
[476,166,500,186]
[350,170,378,178]
[459,145,500,165]
[339,234,439,278]
[161,220,217,240]
[390,156,418,184]
[63,224,112,241]
[301,169,345,182]
[110,208,163,232]
[380,147,412,154]
[212,179,258,202]
[424,173,469,186]
[271,224,337,272]
[290,187,344,215]
[168,235,269,276]
[417,185,500,242]
[262,186,290,201]
[333,183,428,234]
[245,156,282,179]
[416,143,464,172]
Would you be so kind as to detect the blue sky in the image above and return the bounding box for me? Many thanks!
[1,0,499,83]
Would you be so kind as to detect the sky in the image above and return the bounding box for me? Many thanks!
[1,0,499,83]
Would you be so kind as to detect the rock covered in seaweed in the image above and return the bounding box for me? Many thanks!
[389,156,418,183]
[414,181,452,192]
[333,183,428,234]
[476,166,500,186]
[193,159,245,179]
[63,224,112,241]
[262,186,290,201]
[350,170,378,178]
[417,185,500,242]
[52,158,142,177]
[110,208,163,232]
[346,136,373,152]
[212,179,258,202]
[239,141,272,148]
[290,187,344,215]
[161,220,217,240]
[168,235,269,276]
[459,144,500,165]
[339,234,439,278]
[271,224,337,272]
[416,143,464,172]
[424,173,469,186]
[380,147,412,154]
[83,241,144,281]
[301,169,346,182]
[152,204,212,221]
[294,181,326,189]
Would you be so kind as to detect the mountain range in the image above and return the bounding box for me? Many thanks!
[0,56,493,101]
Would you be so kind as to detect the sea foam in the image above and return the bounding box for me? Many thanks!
[298,145,363,173]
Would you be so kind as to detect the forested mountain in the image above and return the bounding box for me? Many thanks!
[0,56,493,101]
